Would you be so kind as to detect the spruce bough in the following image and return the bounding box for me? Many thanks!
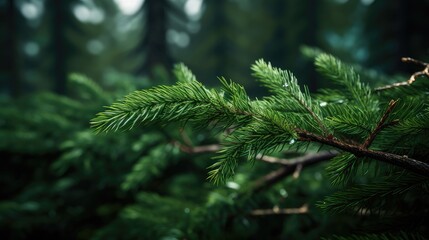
[92,54,429,182]
[92,52,429,238]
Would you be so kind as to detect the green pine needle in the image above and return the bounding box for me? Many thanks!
[208,112,295,184]
[173,63,197,83]
[251,59,328,134]
[315,54,377,112]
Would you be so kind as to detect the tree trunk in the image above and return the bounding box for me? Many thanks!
[53,0,66,94]
[212,0,229,77]
[139,0,171,75]
[6,0,20,97]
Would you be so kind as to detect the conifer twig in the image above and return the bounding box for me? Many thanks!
[255,154,291,165]
[375,57,429,91]
[297,130,429,176]
[362,99,398,149]
[174,140,338,190]
[179,128,194,146]
[174,141,338,167]
[174,142,221,154]
[293,164,303,179]
[291,94,329,135]
[249,204,309,216]
[250,151,339,193]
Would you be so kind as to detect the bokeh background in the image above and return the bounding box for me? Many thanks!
[2,0,428,97]
[0,0,428,239]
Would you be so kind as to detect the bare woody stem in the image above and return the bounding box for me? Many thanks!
[402,57,428,67]
[249,151,339,193]
[375,57,429,91]
[297,129,429,177]
[174,141,338,166]
[173,140,339,192]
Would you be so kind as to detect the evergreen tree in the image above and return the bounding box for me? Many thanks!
[132,0,188,77]
[0,0,21,97]
[42,0,109,94]
[0,73,197,239]
[93,51,429,239]
[137,0,170,73]
[43,0,76,94]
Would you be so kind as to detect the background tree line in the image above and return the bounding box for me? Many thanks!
[1,0,427,97]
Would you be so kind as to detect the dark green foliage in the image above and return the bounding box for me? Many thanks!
[93,50,429,239]
[2,71,340,239]
[0,74,191,239]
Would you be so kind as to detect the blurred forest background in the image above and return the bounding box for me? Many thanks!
[0,0,428,239]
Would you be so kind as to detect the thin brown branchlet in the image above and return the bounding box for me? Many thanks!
[375,57,429,91]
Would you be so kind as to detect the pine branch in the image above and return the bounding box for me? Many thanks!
[91,82,216,132]
[173,63,197,83]
[92,59,429,185]
[297,129,429,177]
[324,104,375,141]
[315,54,375,110]
[326,153,361,186]
[257,150,339,166]
[173,139,338,190]
[208,113,295,184]
[174,141,339,167]
[91,80,257,134]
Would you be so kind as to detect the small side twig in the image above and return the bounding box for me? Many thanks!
[174,141,221,154]
[292,164,303,179]
[249,204,309,216]
[174,140,338,192]
[375,57,429,91]
[362,99,399,149]
[250,151,339,193]
[256,153,334,166]
[175,141,338,167]
[179,128,194,146]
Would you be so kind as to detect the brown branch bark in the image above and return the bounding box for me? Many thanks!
[174,141,336,167]
[297,130,429,177]
[258,151,339,166]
